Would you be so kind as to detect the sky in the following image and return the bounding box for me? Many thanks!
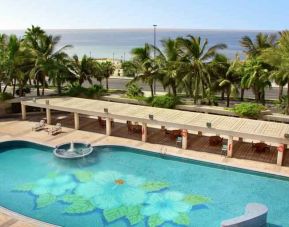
[0,0,288,30]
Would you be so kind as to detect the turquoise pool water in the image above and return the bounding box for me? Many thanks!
[0,141,288,227]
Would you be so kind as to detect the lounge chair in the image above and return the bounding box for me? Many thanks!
[49,123,62,135]
[32,120,46,131]
[176,136,182,147]
[221,144,227,156]
[221,203,268,227]
[209,136,223,146]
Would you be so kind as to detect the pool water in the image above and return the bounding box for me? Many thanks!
[0,141,288,227]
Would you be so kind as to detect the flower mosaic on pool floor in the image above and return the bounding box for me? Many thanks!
[14,171,210,226]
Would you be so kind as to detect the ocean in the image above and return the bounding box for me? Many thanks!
[0,29,277,60]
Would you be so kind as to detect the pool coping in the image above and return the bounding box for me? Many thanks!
[1,138,289,226]
[0,206,58,227]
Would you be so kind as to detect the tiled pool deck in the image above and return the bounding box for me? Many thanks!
[1,114,289,226]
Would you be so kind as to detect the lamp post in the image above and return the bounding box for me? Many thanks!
[153,24,157,95]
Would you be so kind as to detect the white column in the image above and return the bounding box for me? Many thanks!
[74,112,79,130]
[227,136,234,157]
[21,103,26,120]
[182,129,188,149]
[142,123,148,142]
[277,144,285,166]
[46,108,51,125]
[106,118,112,136]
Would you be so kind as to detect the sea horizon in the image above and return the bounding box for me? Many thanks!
[0,28,279,60]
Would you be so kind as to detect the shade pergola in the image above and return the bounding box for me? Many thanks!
[21,97,289,165]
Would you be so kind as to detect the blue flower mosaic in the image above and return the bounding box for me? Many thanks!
[14,170,210,226]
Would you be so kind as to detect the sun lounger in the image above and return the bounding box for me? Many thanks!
[221,144,227,156]
[221,203,268,227]
[49,123,62,135]
[176,136,182,146]
[32,120,46,131]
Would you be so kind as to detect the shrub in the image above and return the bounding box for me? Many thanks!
[0,92,14,102]
[66,84,105,98]
[275,95,288,114]
[66,84,86,97]
[151,95,180,109]
[85,84,105,98]
[125,83,144,98]
[232,102,266,119]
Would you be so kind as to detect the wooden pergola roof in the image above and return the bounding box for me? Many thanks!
[22,97,289,144]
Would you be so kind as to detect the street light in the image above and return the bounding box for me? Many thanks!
[153,24,157,95]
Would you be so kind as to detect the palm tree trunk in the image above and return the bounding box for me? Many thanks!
[12,79,16,97]
[226,88,231,107]
[240,88,245,101]
[279,85,283,101]
[3,84,8,93]
[172,84,177,97]
[261,88,265,105]
[42,76,45,96]
[194,76,200,104]
[36,80,40,96]
[221,90,225,100]
[150,84,154,97]
[57,80,62,95]
[287,78,289,114]
[106,78,109,90]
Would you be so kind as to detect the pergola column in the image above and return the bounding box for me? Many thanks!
[142,123,148,142]
[182,129,188,149]
[21,103,26,120]
[46,108,51,125]
[277,144,285,166]
[74,112,80,130]
[227,136,234,157]
[106,118,112,136]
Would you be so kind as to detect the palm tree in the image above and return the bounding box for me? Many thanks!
[240,32,276,57]
[153,39,183,96]
[99,61,115,90]
[0,34,8,93]
[240,58,271,104]
[70,55,95,86]
[48,52,76,95]
[131,43,159,97]
[25,26,71,96]
[262,31,289,113]
[216,56,240,107]
[177,35,227,104]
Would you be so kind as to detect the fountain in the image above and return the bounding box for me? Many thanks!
[53,141,93,159]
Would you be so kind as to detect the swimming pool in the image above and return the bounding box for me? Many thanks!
[0,140,288,227]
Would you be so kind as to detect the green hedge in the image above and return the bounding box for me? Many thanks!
[0,92,13,102]
[125,83,144,98]
[150,95,180,109]
[232,103,266,119]
[66,84,105,98]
